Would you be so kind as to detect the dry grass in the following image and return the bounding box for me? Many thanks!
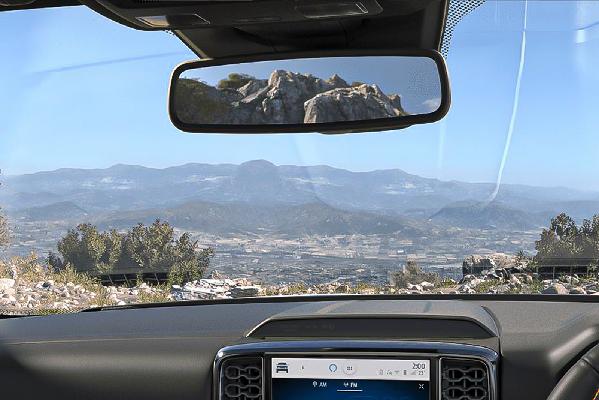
[137,284,172,304]
[1,254,102,290]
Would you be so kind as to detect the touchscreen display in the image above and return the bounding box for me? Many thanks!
[271,358,430,400]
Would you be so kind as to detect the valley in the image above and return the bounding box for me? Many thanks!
[1,160,596,286]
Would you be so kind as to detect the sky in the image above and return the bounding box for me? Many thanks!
[1,1,599,191]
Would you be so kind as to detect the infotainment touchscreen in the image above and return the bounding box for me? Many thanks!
[271,358,430,400]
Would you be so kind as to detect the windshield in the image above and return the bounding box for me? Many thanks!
[2,0,599,314]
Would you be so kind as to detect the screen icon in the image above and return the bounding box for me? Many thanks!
[329,363,338,372]
[276,362,289,373]
[343,364,356,375]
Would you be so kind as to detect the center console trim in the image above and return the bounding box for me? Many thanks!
[214,340,499,400]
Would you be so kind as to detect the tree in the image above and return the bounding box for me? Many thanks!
[56,220,214,285]
[97,229,123,274]
[217,73,255,90]
[535,213,599,273]
[391,260,439,289]
[57,224,106,272]
[47,251,65,272]
[168,234,214,286]
[0,210,8,248]
[123,220,175,271]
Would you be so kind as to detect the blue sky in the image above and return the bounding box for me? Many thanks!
[1,1,599,191]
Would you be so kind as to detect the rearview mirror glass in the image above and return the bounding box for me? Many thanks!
[169,51,449,133]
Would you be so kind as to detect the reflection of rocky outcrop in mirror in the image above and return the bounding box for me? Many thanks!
[304,84,405,123]
[175,70,407,125]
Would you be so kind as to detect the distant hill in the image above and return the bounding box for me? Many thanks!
[97,200,428,236]
[12,201,88,221]
[430,201,546,230]
[2,161,598,231]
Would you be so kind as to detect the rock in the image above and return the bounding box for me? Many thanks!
[335,284,350,293]
[41,280,53,289]
[458,284,475,294]
[463,255,496,275]
[0,278,16,290]
[52,302,69,310]
[209,270,226,280]
[509,276,521,286]
[407,283,423,292]
[237,79,268,98]
[570,287,586,294]
[560,275,580,285]
[469,278,485,288]
[420,281,435,290]
[542,283,569,295]
[230,286,260,298]
[303,84,406,123]
[460,274,478,284]
[0,294,16,303]
[463,253,516,276]
[523,275,534,284]
[586,284,598,292]
[177,70,405,125]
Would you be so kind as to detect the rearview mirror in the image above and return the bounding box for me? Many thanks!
[168,50,450,134]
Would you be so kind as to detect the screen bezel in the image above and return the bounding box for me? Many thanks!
[265,354,437,400]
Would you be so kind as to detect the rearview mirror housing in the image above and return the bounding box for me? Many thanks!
[168,49,450,134]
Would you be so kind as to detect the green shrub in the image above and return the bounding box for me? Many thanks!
[217,73,255,90]
[391,261,440,289]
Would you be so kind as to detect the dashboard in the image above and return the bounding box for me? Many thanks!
[1,296,599,399]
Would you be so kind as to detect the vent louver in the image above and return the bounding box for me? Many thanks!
[441,358,489,400]
[220,357,263,400]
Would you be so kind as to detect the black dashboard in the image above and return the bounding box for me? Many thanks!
[1,296,599,399]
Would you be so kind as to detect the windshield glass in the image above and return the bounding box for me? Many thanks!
[2,0,599,314]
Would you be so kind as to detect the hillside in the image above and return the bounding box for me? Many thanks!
[97,200,428,236]
[430,201,547,230]
[2,160,598,232]
[12,201,88,221]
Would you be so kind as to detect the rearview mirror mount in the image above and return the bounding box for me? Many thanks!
[168,49,450,134]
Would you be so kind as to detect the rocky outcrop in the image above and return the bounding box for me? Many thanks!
[304,84,406,123]
[462,253,516,276]
[176,70,406,125]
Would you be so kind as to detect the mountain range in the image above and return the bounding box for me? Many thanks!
[2,160,598,234]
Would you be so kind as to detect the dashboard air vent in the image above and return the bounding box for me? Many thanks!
[441,358,489,400]
[220,357,263,400]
